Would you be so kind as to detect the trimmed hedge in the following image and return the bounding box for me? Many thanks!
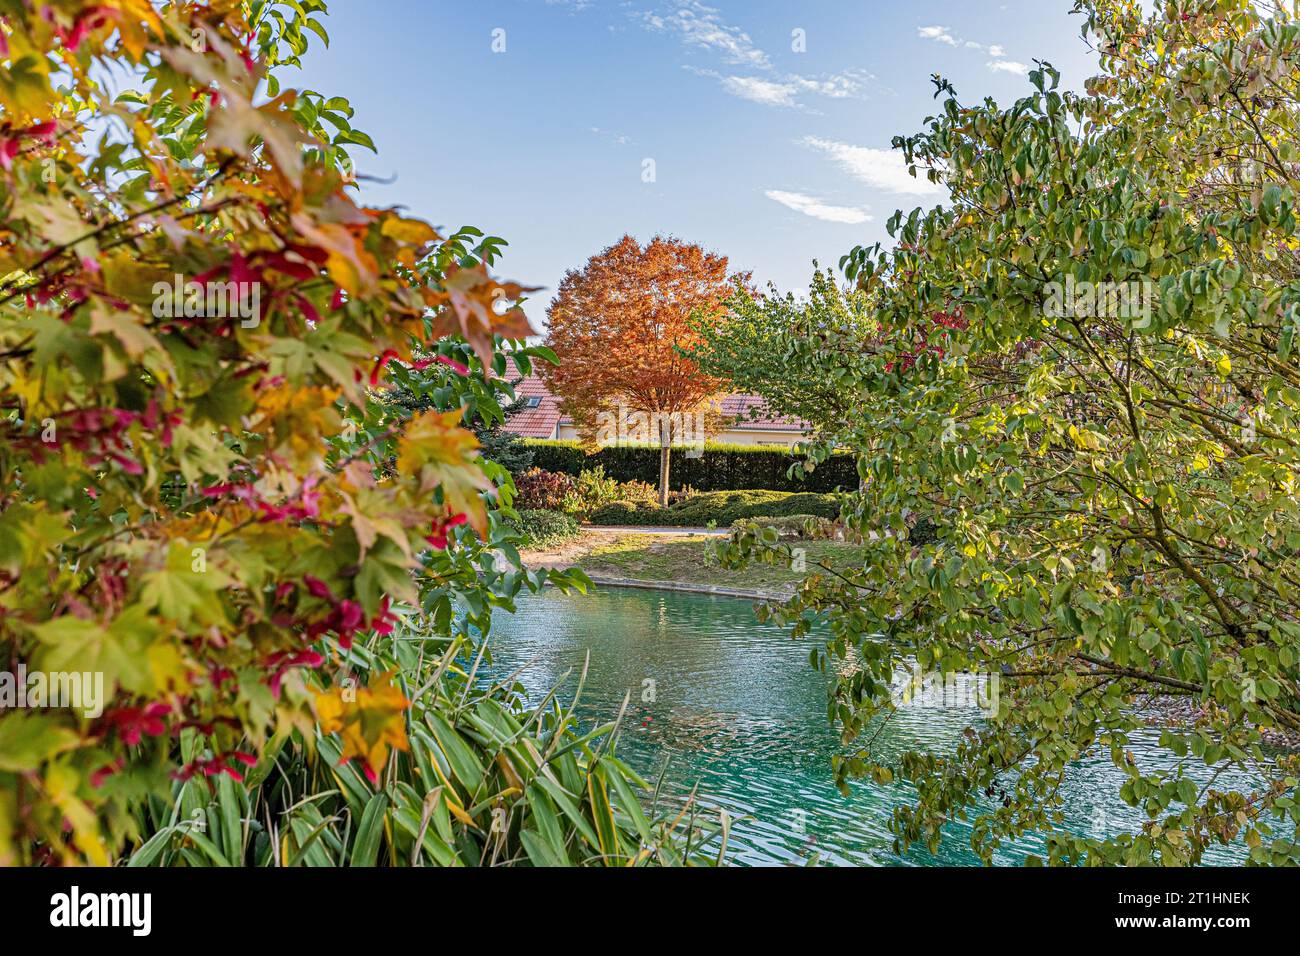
[588,490,841,527]
[524,440,857,493]
[507,508,581,548]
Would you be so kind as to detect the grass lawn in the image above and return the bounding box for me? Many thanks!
[526,531,865,594]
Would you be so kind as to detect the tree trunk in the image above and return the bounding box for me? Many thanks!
[658,415,671,508]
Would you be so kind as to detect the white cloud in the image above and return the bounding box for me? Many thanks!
[636,1,770,69]
[918,25,957,46]
[718,75,799,108]
[918,24,1021,73]
[800,136,945,197]
[641,3,874,109]
[589,126,633,145]
[987,59,1029,75]
[765,190,872,224]
[789,69,873,100]
[688,67,872,110]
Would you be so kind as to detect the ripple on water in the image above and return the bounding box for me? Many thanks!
[485,586,1250,867]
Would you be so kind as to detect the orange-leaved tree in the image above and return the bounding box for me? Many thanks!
[543,235,745,506]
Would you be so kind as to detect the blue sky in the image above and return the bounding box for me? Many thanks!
[293,1,1099,327]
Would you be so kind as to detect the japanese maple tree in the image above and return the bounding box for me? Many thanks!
[0,0,692,867]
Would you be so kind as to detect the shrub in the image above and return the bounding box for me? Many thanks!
[514,467,578,512]
[667,484,699,505]
[514,466,631,519]
[589,490,840,527]
[524,440,858,494]
[671,490,840,525]
[588,501,649,525]
[617,478,660,506]
[573,467,622,516]
[520,440,588,476]
[509,509,581,548]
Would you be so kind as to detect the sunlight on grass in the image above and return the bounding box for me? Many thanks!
[571,535,865,592]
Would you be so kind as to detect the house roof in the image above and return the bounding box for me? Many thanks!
[717,394,806,432]
[495,356,808,438]
[499,360,565,439]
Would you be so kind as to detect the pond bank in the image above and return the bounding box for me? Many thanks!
[582,573,790,602]
[521,527,864,596]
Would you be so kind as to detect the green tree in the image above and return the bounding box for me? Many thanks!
[724,0,1300,865]
[689,266,877,437]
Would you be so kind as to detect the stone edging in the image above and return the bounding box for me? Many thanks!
[580,574,792,602]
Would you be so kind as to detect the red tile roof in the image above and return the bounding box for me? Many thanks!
[717,394,806,432]
[499,360,564,439]
[495,356,807,438]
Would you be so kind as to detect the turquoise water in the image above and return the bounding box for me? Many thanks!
[487,586,1245,866]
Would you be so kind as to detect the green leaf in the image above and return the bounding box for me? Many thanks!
[0,712,81,772]
[350,792,388,866]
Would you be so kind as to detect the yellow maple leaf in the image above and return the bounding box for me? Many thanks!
[46,764,110,866]
[379,213,441,247]
[395,409,491,536]
[254,385,342,470]
[315,671,410,783]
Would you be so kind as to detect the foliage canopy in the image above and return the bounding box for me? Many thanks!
[722,0,1300,865]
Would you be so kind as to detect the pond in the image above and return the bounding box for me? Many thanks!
[487,585,1246,866]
